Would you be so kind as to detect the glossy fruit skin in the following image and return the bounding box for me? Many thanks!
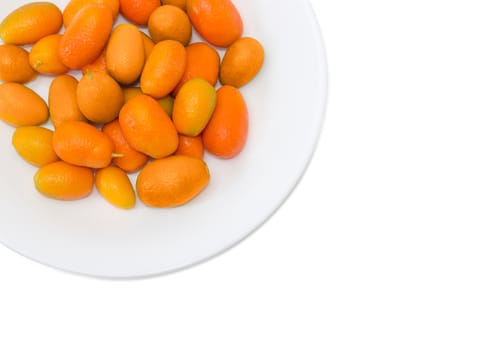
[29,34,70,75]
[173,78,217,136]
[63,0,120,27]
[0,83,48,127]
[102,119,149,173]
[0,2,63,45]
[12,126,59,167]
[119,0,161,26]
[106,24,145,85]
[173,42,219,95]
[175,135,204,159]
[0,45,37,83]
[148,5,192,45]
[136,155,210,208]
[141,40,187,98]
[96,166,136,209]
[119,94,178,159]
[220,37,264,88]
[52,121,115,169]
[202,85,248,158]
[34,161,94,200]
[59,4,114,69]
[186,0,243,47]
[49,75,87,128]
[77,71,124,124]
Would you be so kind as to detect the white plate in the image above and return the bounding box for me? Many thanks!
[0,0,327,278]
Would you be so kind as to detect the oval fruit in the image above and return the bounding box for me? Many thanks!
[119,94,178,159]
[173,42,220,95]
[63,0,120,27]
[106,24,145,85]
[136,155,210,207]
[77,71,124,124]
[52,121,115,168]
[12,126,59,167]
[0,2,63,45]
[0,45,37,83]
[174,135,204,159]
[220,37,264,88]
[140,40,186,98]
[29,34,70,75]
[49,75,87,128]
[102,119,149,173]
[34,161,94,200]
[186,0,243,47]
[173,78,216,136]
[0,83,48,127]
[202,85,248,158]
[59,4,113,69]
[119,0,161,26]
[96,166,136,209]
[148,5,192,45]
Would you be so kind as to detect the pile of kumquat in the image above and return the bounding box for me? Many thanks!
[0,0,265,209]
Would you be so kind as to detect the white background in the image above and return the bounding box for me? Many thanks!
[1,0,497,349]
